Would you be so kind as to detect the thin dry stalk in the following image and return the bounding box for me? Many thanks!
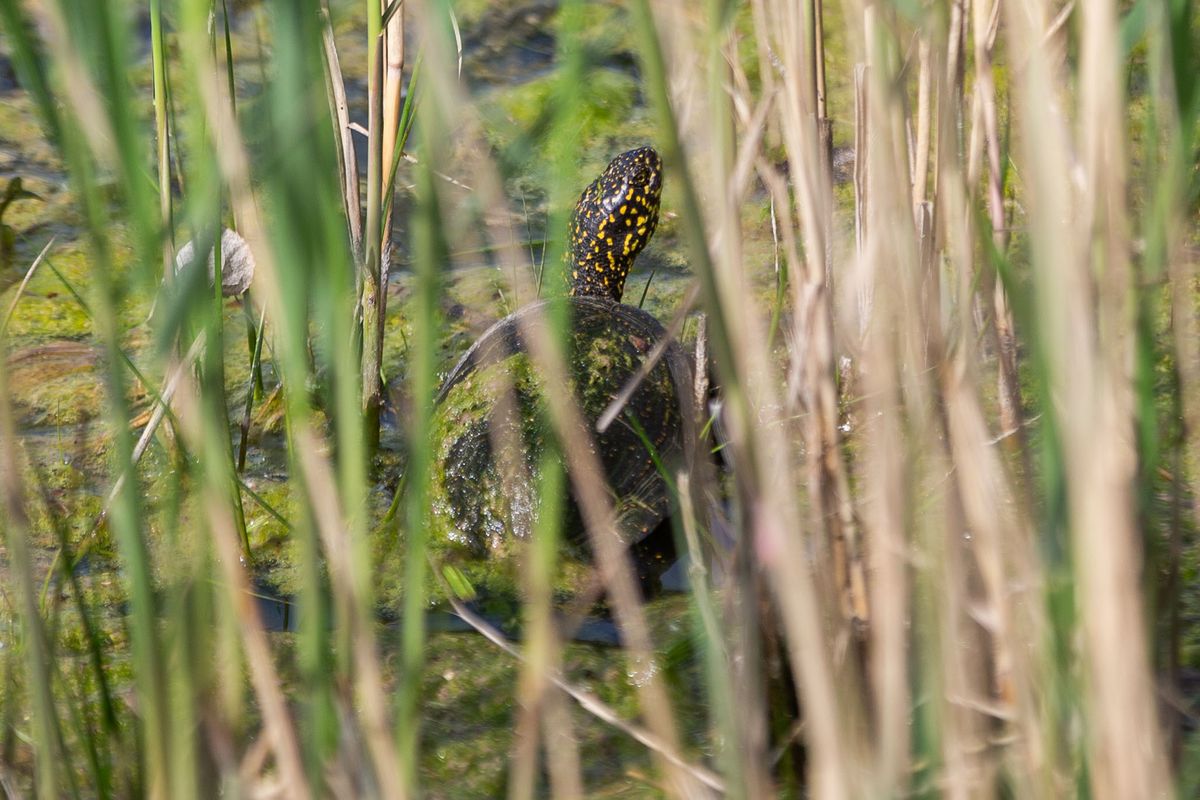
[858,9,961,790]
[90,333,207,537]
[494,361,579,800]
[860,265,910,792]
[320,6,363,259]
[970,0,1025,442]
[932,20,1059,789]
[382,2,405,190]
[170,372,311,800]
[812,0,835,284]
[361,34,385,445]
[853,61,870,333]
[912,35,932,212]
[770,0,869,635]
[702,0,870,792]
[375,0,404,405]
[941,355,1057,793]
[1003,0,1171,791]
[292,431,405,796]
[0,237,54,336]
[538,690,585,800]
[1074,0,1170,789]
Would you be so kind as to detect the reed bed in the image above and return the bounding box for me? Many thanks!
[0,0,1196,796]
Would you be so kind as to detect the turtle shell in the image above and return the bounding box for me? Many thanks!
[429,296,692,559]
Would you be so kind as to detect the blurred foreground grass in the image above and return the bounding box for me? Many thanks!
[0,0,1198,797]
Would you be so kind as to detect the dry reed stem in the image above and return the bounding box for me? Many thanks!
[741,0,870,793]
[293,431,406,795]
[1004,0,1170,792]
[681,0,862,792]
[361,33,386,442]
[89,333,207,538]
[861,9,977,789]
[912,36,932,212]
[712,26,781,798]
[169,370,311,800]
[320,5,363,260]
[182,31,406,797]
[932,22,1060,789]
[769,0,869,634]
[1074,0,1170,790]
[539,689,585,800]
[376,0,404,392]
[860,305,910,792]
[492,353,577,800]
[382,3,405,188]
[853,61,870,332]
[970,0,1025,444]
[941,356,1057,792]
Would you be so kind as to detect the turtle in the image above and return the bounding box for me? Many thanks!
[428,146,693,565]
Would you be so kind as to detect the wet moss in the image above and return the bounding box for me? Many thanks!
[6,340,107,427]
[404,602,704,798]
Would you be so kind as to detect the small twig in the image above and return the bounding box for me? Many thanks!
[1041,0,1074,48]
[693,313,709,417]
[596,281,700,433]
[984,413,1043,446]
[92,333,207,537]
[401,151,472,191]
[442,593,726,794]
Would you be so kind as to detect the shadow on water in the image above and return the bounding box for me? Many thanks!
[249,580,624,646]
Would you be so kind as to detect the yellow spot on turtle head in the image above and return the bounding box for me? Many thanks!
[619,204,627,214]
[637,226,647,235]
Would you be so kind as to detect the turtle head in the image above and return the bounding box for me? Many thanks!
[568,146,663,302]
